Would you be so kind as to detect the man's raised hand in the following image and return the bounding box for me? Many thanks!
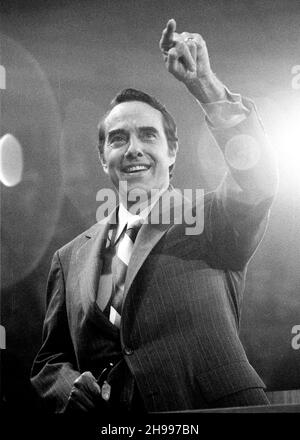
[159,19,227,103]
[159,19,212,84]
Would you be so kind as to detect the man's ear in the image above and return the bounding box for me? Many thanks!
[168,147,177,166]
[98,150,109,174]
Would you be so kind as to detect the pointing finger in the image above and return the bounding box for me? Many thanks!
[165,18,176,36]
[159,18,177,52]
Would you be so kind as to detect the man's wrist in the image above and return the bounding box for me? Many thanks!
[201,90,250,129]
[185,72,227,103]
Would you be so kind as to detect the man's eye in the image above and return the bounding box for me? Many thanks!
[141,132,156,141]
[110,135,127,145]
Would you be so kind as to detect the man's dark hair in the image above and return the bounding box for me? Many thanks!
[97,88,178,178]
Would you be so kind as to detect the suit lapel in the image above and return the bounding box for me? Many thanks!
[77,209,117,313]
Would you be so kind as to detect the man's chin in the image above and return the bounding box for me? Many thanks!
[118,178,149,192]
[117,181,158,204]
[126,184,153,200]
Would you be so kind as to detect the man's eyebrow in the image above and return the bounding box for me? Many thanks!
[138,126,159,134]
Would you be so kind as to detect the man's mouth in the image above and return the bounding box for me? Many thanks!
[121,164,151,174]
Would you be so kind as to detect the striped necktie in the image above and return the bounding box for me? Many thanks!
[109,219,142,327]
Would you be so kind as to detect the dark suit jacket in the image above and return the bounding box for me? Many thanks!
[31,102,275,413]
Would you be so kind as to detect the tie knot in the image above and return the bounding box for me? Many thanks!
[126,218,142,242]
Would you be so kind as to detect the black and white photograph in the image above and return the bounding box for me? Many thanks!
[1,0,300,436]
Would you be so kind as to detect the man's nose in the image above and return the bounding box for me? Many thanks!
[124,136,143,158]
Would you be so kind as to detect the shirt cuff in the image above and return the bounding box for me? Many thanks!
[201,88,250,129]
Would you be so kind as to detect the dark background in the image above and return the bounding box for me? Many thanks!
[1,0,300,411]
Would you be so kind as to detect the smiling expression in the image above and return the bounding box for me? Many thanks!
[100,101,176,202]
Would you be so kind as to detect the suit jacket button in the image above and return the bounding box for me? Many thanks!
[124,347,133,355]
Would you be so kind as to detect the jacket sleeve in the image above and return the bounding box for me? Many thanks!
[30,251,80,413]
[204,97,278,271]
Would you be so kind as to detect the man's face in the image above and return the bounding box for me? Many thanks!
[100,101,176,200]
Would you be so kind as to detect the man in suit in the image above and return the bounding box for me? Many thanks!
[31,19,278,414]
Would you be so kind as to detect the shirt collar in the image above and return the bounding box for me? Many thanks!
[116,184,169,240]
[117,204,141,240]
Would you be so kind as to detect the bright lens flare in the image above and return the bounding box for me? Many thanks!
[260,97,300,191]
[0,133,23,187]
[277,105,300,181]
